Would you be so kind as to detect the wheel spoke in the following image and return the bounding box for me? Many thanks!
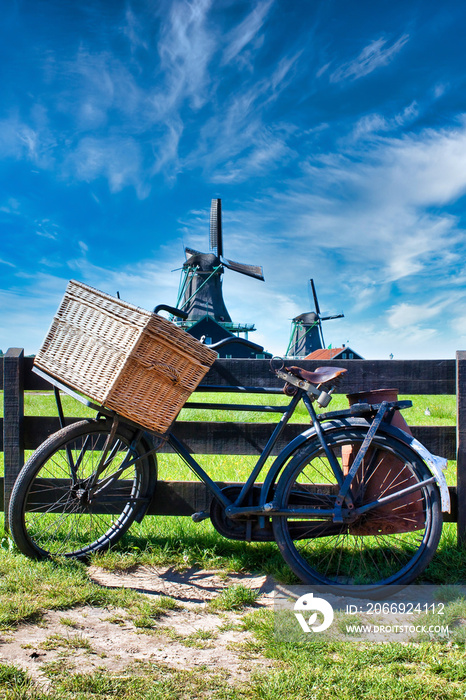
[273,427,442,587]
[9,420,153,559]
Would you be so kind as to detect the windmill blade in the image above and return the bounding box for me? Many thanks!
[309,279,321,316]
[320,313,345,321]
[223,258,265,281]
[210,198,223,258]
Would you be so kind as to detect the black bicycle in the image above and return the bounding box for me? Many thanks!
[8,312,450,593]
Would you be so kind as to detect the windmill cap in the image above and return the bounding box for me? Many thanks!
[293,312,319,323]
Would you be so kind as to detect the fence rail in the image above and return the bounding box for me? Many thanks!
[1,348,464,537]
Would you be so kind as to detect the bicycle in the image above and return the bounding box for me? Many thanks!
[8,306,450,593]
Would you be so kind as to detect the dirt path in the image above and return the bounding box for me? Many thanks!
[0,566,276,686]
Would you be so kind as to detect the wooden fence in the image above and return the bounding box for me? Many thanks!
[1,348,465,540]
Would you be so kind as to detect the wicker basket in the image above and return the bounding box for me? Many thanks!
[34,280,218,433]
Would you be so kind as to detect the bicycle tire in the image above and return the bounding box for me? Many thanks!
[272,427,442,589]
[9,419,156,560]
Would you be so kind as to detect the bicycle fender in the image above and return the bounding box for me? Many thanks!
[325,417,450,513]
[260,418,450,513]
[373,421,450,514]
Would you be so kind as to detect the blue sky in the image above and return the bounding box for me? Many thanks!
[2,0,466,359]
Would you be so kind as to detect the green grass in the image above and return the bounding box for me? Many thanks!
[207,583,259,611]
[81,519,466,584]
[0,663,35,699]
[239,608,466,700]
[40,632,93,651]
[0,389,457,424]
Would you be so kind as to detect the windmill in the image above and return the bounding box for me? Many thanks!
[174,199,264,334]
[286,279,344,358]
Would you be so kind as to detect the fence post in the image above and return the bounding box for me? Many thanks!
[457,351,466,545]
[3,348,24,531]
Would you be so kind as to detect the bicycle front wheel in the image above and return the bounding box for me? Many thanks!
[9,419,155,560]
[272,427,442,588]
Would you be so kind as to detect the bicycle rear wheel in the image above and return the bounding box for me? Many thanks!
[9,419,156,560]
[272,427,442,588]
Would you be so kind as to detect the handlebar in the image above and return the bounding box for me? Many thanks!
[154,304,189,320]
[207,337,261,350]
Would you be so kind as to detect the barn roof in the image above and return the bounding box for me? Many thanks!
[305,346,363,360]
[305,348,346,359]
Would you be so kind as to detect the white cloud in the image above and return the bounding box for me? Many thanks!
[66,136,149,197]
[387,299,449,330]
[151,118,184,178]
[376,124,466,207]
[0,115,55,167]
[62,49,145,129]
[281,122,466,292]
[209,132,292,183]
[185,53,299,180]
[222,0,274,65]
[352,102,418,140]
[122,7,149,53]
[434,83,448,100]
[450,310,466,338]
[316,62,331,79]
[0,4,300,190]
[36,219,60,240]
[352,113,389,139]
[330,34,409,82]
[156,0,216,113]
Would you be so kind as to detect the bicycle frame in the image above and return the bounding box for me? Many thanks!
[32,366,450,522]
[160,389,437,523]
[167,389,303,515]
[166,389,449,522]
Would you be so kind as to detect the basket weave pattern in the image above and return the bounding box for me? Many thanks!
[34,280,217,433]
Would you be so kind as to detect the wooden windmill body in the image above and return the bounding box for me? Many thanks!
[174,200,270,358]
[286,279,344,358]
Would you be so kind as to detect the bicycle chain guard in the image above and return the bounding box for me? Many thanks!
[209,486,275,542]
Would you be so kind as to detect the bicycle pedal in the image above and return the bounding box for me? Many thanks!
[191,510,210,523]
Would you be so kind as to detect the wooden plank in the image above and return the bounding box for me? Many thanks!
[3,349,24,530]
[22,417,82,448]
[2,356,49,390]
[167,423,455,459]
[457,351,466,544]
[19,357,456,393]
[17,417,456,459]
[201,359,456,394]
[146,482,458,520]
[22,357,51,390]
[409,426,456,461]
[0,477,456,521]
